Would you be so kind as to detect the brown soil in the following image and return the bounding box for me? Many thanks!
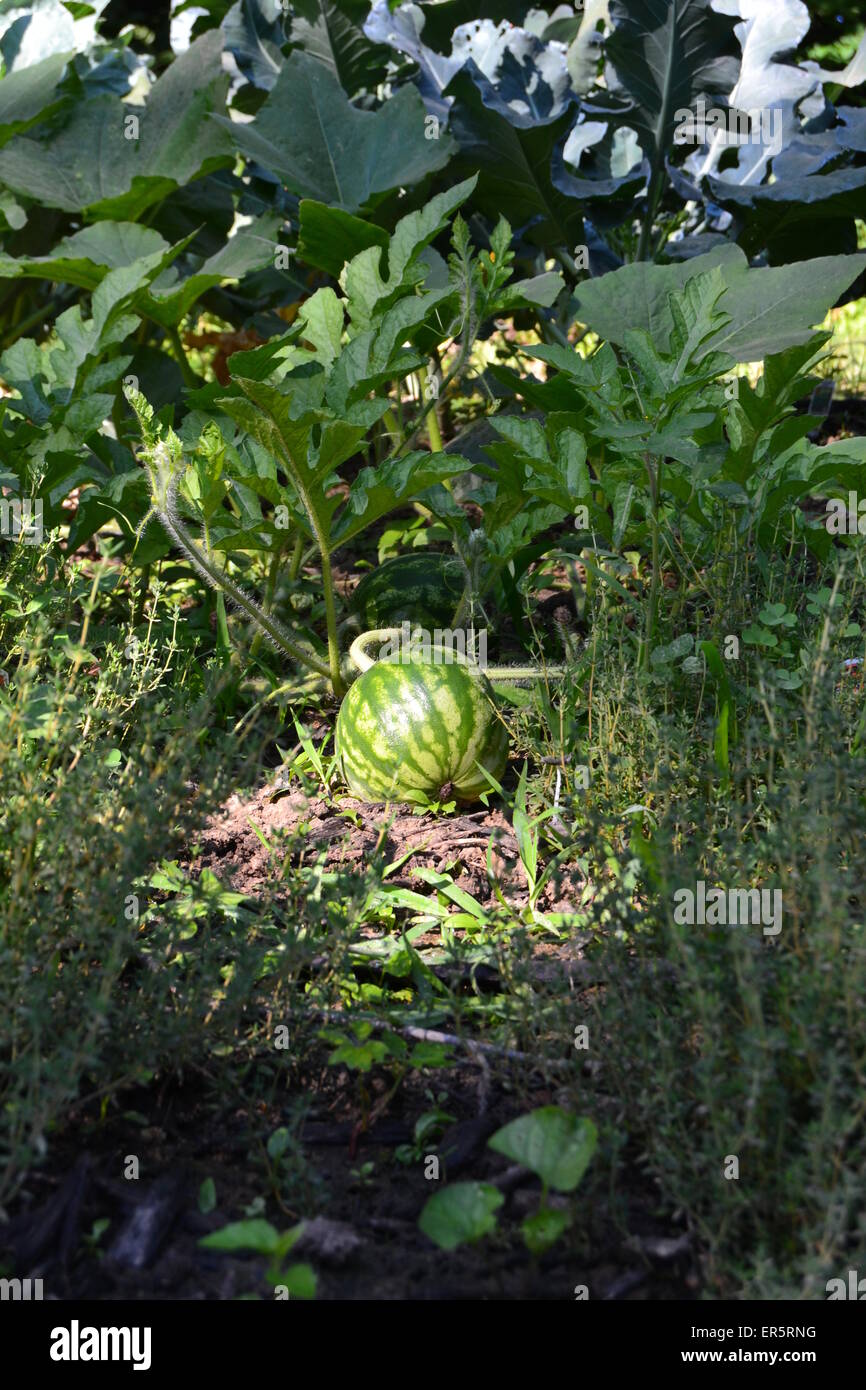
[190,777,588,921]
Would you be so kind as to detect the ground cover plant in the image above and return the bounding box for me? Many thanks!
[1,0,866,1307]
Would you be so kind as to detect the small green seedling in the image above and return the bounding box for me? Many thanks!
[418,1106,597,1257]
[199,1219,316,1299]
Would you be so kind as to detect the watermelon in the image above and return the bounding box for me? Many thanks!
[348,552,465,630]
[336,656,509,803]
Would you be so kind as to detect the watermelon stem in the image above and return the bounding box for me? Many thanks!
[420,362,444,453]
[149,457,332,685]
[288,531,305,581]
[250,531,288,660]
[320,546,346,698]
[349,628,566,681]
[484,665,568,681]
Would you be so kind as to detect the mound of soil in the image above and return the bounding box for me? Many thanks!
[190,775,585,923]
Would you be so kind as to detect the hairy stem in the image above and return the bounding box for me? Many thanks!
[232,387,346,697]
[154,475,331,683]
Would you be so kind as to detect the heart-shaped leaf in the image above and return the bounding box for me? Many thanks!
[488,1107,597,1192]
[419,1182,504,1251]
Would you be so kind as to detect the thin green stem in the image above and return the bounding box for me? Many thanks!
[288,531,304,581]
[320,546,345,698]
[540,316,573,351]
[389,271,475,461]
[203,516,233,664]
[554,246,581,282]
[643,453,662,669]
[382,406,402,447]
[215,592,232,661]
[391,358,463,460]
[168,325,201,390]
[420,361,444,452]
[229,386,346,696]
[0,296,63,351]
[250,533,289,659]
[395,378,404,437]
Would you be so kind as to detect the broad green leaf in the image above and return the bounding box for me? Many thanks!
[446,68,584,251]
[708,164,866,267]
[571,246,866,363]
[651,633,695,668]
[0,222,170,290]
[215,51,455,212]
[490,414,549,461]
[0,249,166,422]
[723,334,829,486]
[295,288,345,371]
[0,188,25,228]
[485,417,589,514]
[743,625,777,647]
[488,1107,598,1192]
[588,0,739,164]
[289,0,391,96]
[222,0,285,89]
[418,1182,504,1251]
[56,253,170,375]
[0,33,232,217]
[0,49,71,146]
[499,270,564,309]
[327,1038,388,1071]
[758,603,795,628]
[216,376,337,540]
[408,1042,454,1069]
[142,214,283,328]
[665,268,731,384]
[297,199,389,278]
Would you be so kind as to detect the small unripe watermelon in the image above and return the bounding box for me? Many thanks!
[349,553,465,630]
[336,657,508,803]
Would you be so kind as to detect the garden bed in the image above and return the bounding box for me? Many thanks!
[3,0,866,1307]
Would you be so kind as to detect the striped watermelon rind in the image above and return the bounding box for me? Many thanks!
[348,553,465,630]
[336,657,509,803]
